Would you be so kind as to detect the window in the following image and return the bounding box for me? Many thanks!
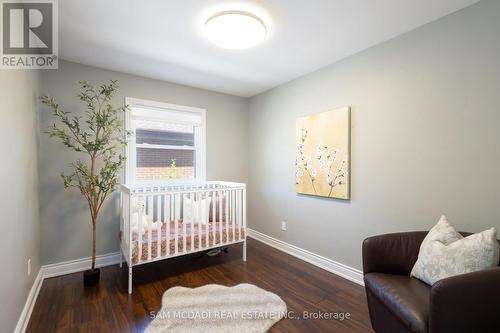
[125,98,206,184]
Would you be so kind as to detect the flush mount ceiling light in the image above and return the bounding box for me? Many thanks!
[204,11,267,49]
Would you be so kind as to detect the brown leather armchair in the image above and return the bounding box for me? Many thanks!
[362,232,500,333]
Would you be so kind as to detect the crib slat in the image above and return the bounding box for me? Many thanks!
[198,192,202,250]
[174,192,181,219]
[122,193,126,245]
[236,189,239,241]
[228,189,231,242]
[235,189,239,241]
[225,189,229,244]
[156,195,161,258]
[127,196,131,246]
[137,196,143,263]
[147,195,153,261]
[165,194,170,257]
[233,189,236,240]
[128,194,132,260]
[189,192,196,252]
[124,194,130,258]
[242,187,246,238]
[211,191,216,247]
[240,188,243,240]
[219,190,223,245]
[183,193,188,253]
[232,189,236,242]
[226,189,233,242]
[205,192,211,249]
[175,194,179,254]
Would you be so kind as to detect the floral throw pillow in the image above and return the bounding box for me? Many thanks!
[411,215,499,285]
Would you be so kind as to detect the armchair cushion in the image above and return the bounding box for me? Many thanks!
[411,216,499,285]
[364,273,430,333]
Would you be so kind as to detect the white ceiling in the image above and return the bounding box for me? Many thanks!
[60,0,479,97]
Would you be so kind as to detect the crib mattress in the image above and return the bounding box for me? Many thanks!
[131,221,245,264]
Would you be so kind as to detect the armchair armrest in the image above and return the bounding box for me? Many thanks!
[429,267,500,333]
[362,231,427,275]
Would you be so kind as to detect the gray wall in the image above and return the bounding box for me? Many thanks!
[0,71,41,333]
[37,0,500,274]
[39,60,248,264]
[248,0,500,270]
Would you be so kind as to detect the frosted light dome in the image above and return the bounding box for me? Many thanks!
[204,11,267,50]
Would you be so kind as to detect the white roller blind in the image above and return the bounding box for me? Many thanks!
[131,106,202,126]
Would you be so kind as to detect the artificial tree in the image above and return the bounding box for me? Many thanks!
[41,80,129,285]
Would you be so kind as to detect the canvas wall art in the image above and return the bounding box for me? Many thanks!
[295,107,350,199]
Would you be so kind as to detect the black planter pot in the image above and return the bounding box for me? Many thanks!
[83,268,100,287]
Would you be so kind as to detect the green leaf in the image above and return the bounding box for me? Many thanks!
[40,79,131,220]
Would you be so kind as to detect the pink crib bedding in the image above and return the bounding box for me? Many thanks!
[131,221,245,264]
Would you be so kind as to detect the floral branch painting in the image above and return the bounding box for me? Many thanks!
[295,107,350,199]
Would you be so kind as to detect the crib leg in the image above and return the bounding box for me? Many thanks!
[119,250,123,268]
[242,239,247,262]
[128,266,133,294]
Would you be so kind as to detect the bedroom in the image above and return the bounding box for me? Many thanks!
[1,0,500,332]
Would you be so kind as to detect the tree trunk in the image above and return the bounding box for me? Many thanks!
[90,150,97,271]
[92,216,97,270]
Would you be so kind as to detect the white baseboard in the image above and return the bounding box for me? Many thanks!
[247,228,364,286]
[15,251,121,332]
[14,269,43,333]
[42,252,121,279]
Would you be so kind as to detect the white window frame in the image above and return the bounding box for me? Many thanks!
[124,97,206,185]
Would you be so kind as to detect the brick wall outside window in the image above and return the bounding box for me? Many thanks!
[136,166,194,180]
[136,148,195,180]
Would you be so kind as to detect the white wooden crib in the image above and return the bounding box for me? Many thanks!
[119,181,246,293]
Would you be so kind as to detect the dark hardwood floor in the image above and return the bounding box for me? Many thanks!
[26,238,372,332]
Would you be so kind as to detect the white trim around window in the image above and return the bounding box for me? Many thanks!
[124,97,206,185]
